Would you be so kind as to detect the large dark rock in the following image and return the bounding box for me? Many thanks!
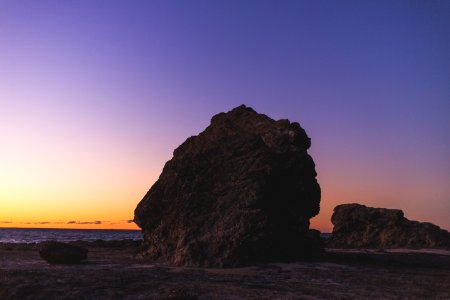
[329,203,450,249]
[39,241,88,264]
[134,105,321,267]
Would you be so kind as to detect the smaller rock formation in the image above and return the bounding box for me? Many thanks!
[39,241,88,264]
[329,203,450,249]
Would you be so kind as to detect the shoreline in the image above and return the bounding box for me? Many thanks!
[0,239,143,251]
[1,242,449,299]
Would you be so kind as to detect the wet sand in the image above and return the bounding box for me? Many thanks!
[1,243,449,299]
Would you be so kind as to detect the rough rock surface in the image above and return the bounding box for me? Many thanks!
[39,241,88,264]
[329,203,450,249]
[134,105,321,267]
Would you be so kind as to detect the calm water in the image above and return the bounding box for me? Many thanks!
[0,227,142,243]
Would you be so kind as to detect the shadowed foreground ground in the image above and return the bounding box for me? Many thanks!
[1,243,449,299]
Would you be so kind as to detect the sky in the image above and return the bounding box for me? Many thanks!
[0,1,449,231]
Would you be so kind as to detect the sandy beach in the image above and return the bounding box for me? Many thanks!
[1,242,449,299]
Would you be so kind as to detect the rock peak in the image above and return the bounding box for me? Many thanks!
[230,104,255,112]
[208,105,311,150]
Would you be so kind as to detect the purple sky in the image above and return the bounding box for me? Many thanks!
[1,1,449,230]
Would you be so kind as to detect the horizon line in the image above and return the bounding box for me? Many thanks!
[0,226,141,231]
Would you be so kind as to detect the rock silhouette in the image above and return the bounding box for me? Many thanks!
[134,105,321,267]
[329,203,450,249]
[39,241,88,264]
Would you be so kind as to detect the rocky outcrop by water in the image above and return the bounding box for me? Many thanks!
[134,105,321,267]
[329,203,450,249]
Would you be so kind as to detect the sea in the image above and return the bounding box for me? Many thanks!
[0,227,330,244]
[0,227,142,243]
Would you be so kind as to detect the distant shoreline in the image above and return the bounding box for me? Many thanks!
[0,226,140,231]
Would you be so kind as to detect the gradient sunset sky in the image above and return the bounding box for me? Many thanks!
[1,1,449,231]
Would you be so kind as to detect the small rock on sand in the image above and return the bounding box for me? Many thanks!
[39,241,88,264]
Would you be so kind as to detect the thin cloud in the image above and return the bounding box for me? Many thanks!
[17,221,49,224]
[73,221,102,225]
[9,220,133,226]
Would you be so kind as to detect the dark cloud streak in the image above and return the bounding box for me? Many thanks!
[5,220,135,226]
